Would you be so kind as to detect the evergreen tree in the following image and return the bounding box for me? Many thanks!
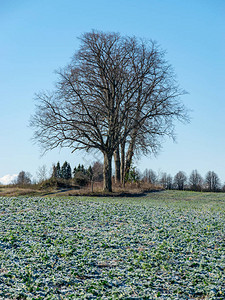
[73,166,77,178]
[66,163,72,179]
[56,162,61,178]
[52,164,57,178]
[125,165,140,183]
[61,161,72,180]
[61,161,67,179]
[87,166,93,180]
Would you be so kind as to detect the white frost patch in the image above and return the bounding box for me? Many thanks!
[0,174,18,185]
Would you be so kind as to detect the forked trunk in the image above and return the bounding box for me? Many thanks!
[125,128,138,181]
[114,146,120,184]
[103,152,112,192]
[125,146,133,181]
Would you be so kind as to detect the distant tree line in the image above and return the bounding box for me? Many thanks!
[142,169,224,192]
[14,161,104,187]
[13,164,225,193]
[51,161,104,186]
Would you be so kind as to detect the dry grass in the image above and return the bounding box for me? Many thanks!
[47,182,162,197]
[0,182,162,197]
[0,187,39,197]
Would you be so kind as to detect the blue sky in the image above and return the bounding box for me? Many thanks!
[0,0,224,184]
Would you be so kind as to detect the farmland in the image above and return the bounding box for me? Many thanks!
[0,191,225,299]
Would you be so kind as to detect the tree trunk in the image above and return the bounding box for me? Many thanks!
[125,146,133,181]
[114,146,120,184]
[120,142,125,187]
[103,152,112,192]
[125,129,137,182]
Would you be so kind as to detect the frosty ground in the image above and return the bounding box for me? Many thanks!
[0,191,224,299]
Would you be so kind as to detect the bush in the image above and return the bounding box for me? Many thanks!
[40,178,74,189]
[74,172,89,186]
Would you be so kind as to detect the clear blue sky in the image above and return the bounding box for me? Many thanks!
[0,0,224,184]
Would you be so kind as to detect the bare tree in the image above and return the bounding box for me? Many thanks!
[221,183,225,192]
[30,30,188,192]
[166,174,173,190]
[142,168,158,184]
[174,171,187,190]
[36,165,48,183]
[189,169,203,191]
[205,171,221,192]
[160,172,173,189]
[160,172,167,189]
[16,171,32,185]
[92,161,104,182]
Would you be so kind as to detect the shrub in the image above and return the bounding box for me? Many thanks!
[74,172,89,186]
[40,178,74,189]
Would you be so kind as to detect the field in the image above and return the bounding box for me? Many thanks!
[0,191,225,299]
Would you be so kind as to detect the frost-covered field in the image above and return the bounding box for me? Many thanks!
[0,191,225,299]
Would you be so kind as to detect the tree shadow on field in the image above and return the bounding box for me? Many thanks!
[65,188,164,198]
